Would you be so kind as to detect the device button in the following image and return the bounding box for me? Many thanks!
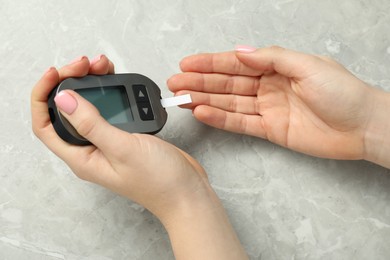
[133,85,150,103]
[137,102,154,121]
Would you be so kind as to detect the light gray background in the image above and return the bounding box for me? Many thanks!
[1,1,390,259]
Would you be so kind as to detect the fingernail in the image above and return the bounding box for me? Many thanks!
[90,54,104,66]
[70,56,86,64]
[54,91,78,115]
[235,45,257,53]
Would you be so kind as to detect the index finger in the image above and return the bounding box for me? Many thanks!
[31,57,91,132]
[31,67,79,158]
[235,46,327,79]
[31,67,60,129]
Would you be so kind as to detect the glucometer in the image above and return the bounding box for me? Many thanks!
[48,73,189,146]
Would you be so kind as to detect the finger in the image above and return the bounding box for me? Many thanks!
[32,56,92,105]
[31,67,60,134]
[53,90,132,158]
[236,46,323,79]
[108,60,115,74]
[57,56,91,81]
[179,51,262,76]
[168,72,260,95]
[175,91,259,115]
[89,54,116,75]
[32,56,93,140]
[31,67,95,159]
[31,57,123,187]
[193,105,266,138]
[31,67,59,104]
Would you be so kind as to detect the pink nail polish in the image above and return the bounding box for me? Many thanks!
[235,45,257,53]
[70,56,86,64]
[90,54,104,66]
[54,91,78,115]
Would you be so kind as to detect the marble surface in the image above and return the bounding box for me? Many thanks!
[1,0,390,259]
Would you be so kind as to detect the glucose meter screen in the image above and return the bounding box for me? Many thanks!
[76,86,133,124]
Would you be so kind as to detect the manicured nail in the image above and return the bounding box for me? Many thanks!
[54,91,78,115]
[70,56,86,64]
[235,45,257,53]
[90,54,104,66]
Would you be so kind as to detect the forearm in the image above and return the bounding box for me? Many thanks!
[161,183,248,260]
[364,87,390,169]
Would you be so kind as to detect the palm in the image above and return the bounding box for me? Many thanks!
[256,73,365,159]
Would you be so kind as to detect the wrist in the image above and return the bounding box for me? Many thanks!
[159,181,248,260]
[363,87,390,168]
[137,173,219,224]
[158,180,222,227]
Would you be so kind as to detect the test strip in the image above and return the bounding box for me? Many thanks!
[160,94,192,108]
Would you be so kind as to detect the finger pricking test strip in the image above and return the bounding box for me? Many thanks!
[160,94,192,108]
[47,73,192,145]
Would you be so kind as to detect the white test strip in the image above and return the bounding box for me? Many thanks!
[160,94,192,108]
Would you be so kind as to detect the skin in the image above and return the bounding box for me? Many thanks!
[168,46,390,168]
[31,55,248,260]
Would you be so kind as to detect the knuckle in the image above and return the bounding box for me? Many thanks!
[238,115,248,133]
[252,79,260,95]
[255,99,261,114]
[229,95,238,112]
[225,76,235,93]
[74,116,98,139]
[268,45,286,69]
[232,58,244,74]
[269,45,285,53]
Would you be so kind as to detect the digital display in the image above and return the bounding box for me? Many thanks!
[76,86,133,124]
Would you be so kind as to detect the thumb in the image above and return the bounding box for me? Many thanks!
[235,45,319,79]
[54,90,127,152]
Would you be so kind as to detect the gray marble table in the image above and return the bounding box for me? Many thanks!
[1,1,390,259]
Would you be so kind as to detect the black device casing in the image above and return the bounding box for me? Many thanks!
[48,73,168,145]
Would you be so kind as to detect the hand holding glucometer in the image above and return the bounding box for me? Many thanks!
[48,73,191,145]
